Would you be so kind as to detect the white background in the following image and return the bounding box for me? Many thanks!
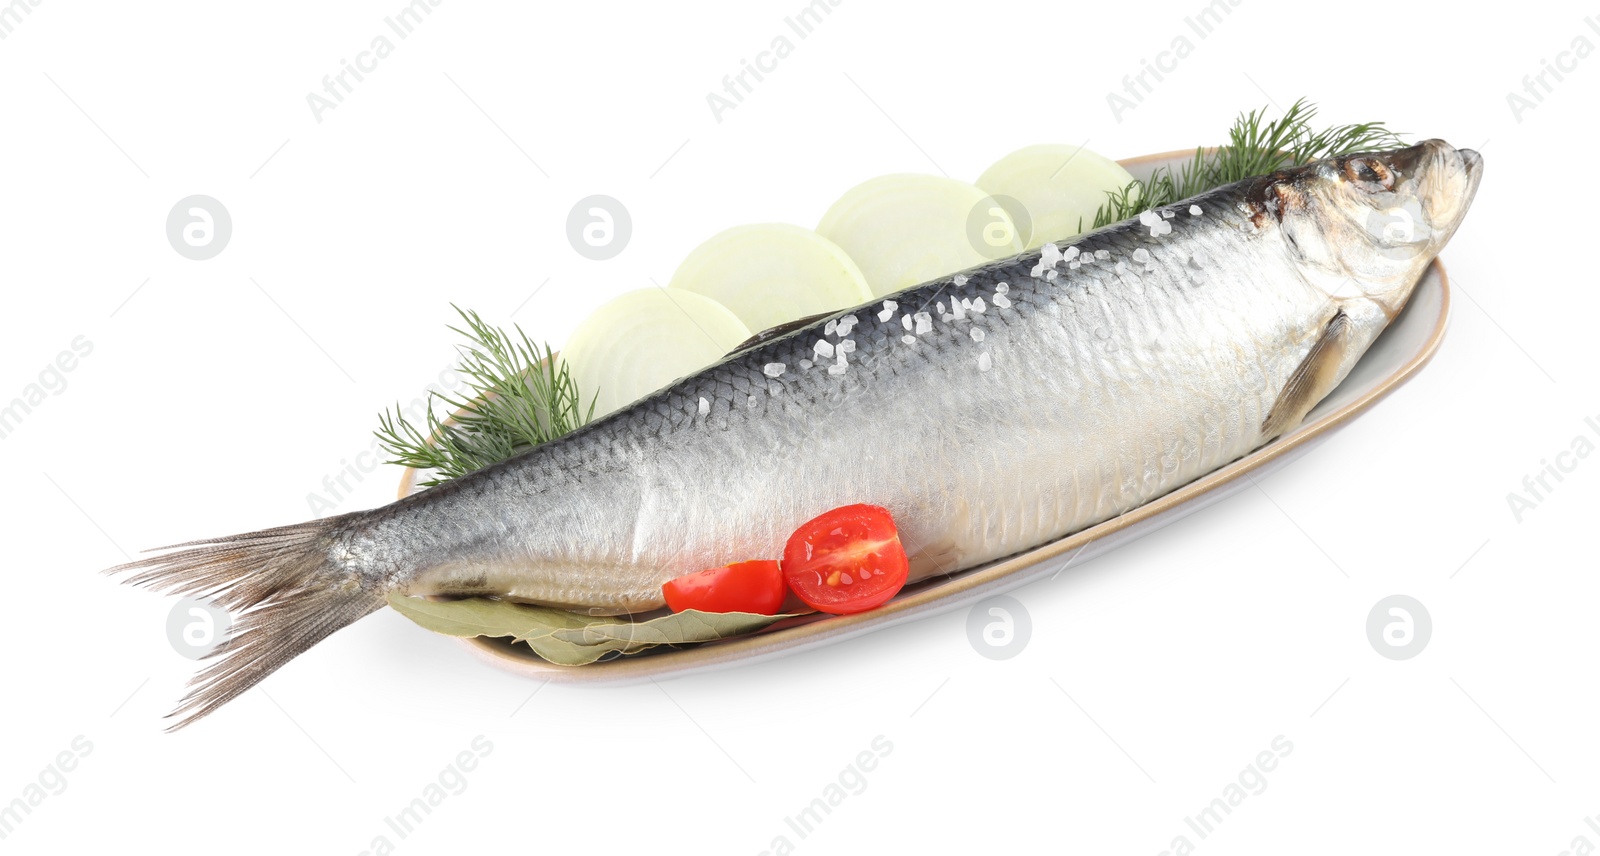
[0,0,1593,853]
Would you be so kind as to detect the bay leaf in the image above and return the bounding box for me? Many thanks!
[387,593,798,666]
[550,609,799,659]
[386,593,608,639]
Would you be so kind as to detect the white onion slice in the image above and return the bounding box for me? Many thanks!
[816,174,1022,297]
[976,144,1136,247]
[561,288,750,417]
[668,224,873,333]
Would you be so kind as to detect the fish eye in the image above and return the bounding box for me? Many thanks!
[1344,157,1393,190]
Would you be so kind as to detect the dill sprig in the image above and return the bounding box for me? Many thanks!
[1088,98,1407,230]
[376,306,595,486]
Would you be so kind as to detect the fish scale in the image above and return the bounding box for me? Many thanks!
[110,140,1481,727]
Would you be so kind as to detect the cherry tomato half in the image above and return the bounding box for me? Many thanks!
[662,560,786,615]
[781,504,909,615]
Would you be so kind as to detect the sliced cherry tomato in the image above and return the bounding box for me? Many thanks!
[781,504,909,615]
[662,559,786,615]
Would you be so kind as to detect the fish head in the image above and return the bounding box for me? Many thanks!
[1265,139,1483,314]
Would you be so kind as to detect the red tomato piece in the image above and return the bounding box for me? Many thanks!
[662,559,786,615]
[781,504,909,615]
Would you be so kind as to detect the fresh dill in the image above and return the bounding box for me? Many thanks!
[1087,98,1408,230]
[376,306,595,487]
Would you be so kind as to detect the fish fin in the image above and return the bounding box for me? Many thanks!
[726,311,832,357]
[1262,309,1354,440]
[105,515,383,730]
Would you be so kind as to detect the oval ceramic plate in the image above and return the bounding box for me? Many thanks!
[399,150,1451,683]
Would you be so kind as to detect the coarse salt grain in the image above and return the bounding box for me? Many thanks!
[1189,205,1202,216]
[902,334,916,344]
[978,352,992,371]
[1033,243,1062,276]
[697,397,709,415]
[814,339,834,358]
[993,293,1011,309]
[763,362,785,377]
[970,328,985,342]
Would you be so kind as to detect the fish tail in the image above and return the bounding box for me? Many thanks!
[105,513,384,730]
